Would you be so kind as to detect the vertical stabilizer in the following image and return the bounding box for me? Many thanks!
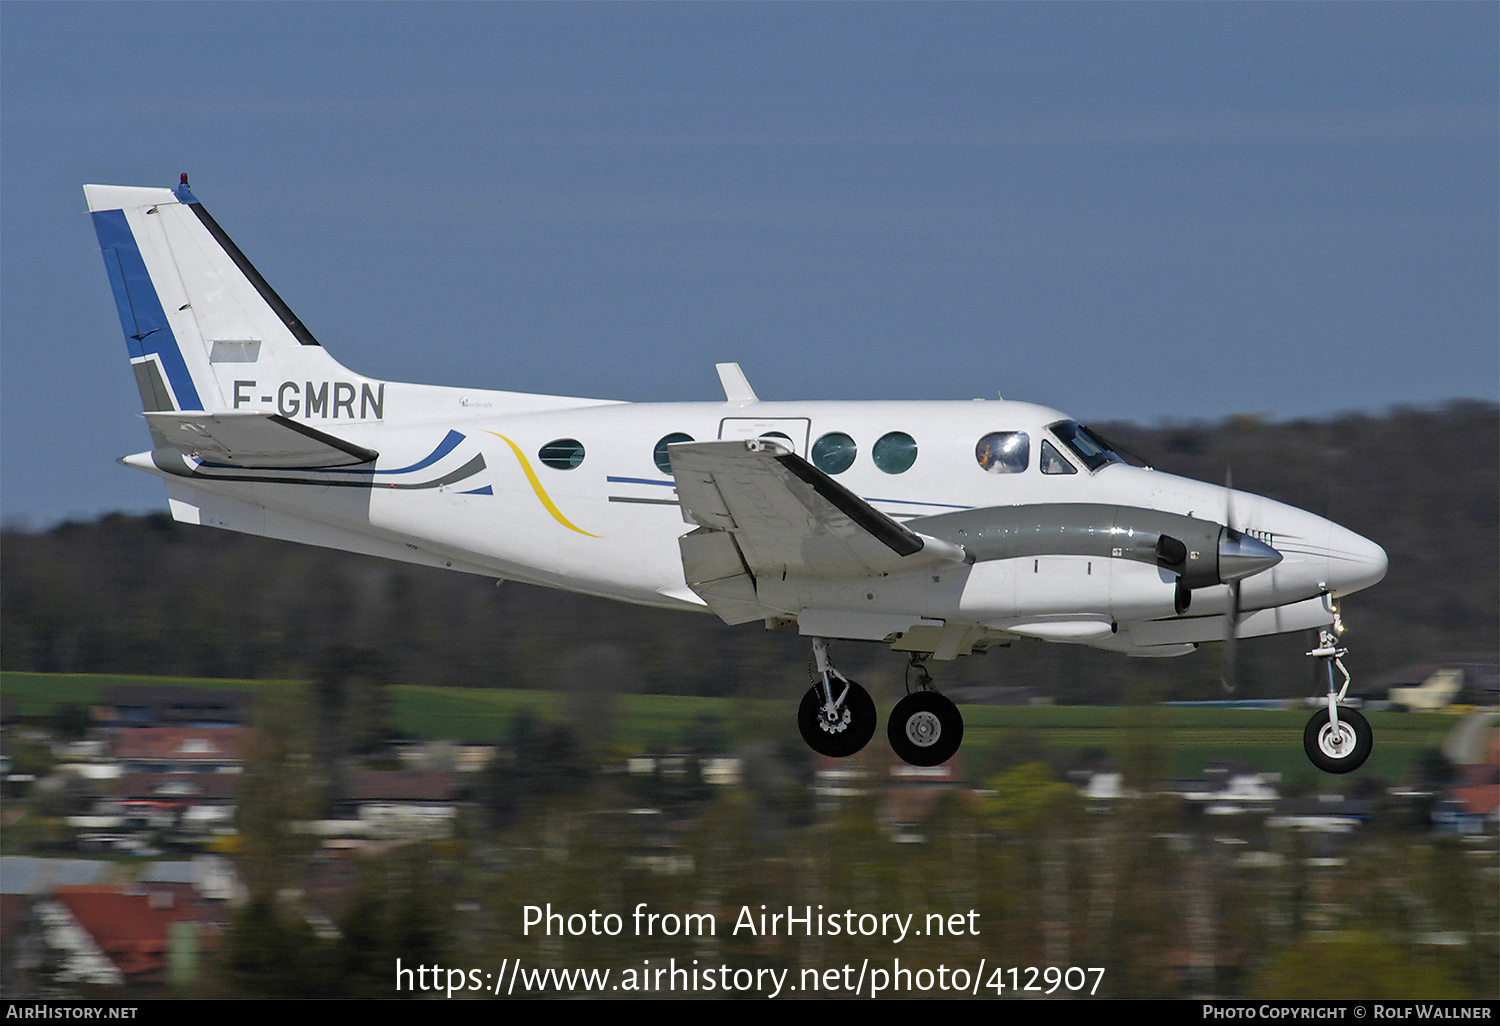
[85,178,370,417]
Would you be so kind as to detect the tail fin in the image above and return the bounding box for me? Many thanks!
[85,178,367,417]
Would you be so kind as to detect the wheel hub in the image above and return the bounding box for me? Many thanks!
[903,710,942,747]
[1318,723,1356,759]
[820,705,851,733]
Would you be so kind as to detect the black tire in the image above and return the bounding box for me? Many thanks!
[798,680,876,758]
[1303,707,1373,774]
[887,691,964,767]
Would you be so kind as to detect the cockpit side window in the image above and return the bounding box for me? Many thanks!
[1040,439,1077,475]
[976,431,1029,473]
[1049,420,1125,472]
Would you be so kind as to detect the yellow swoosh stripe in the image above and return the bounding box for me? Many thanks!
[486,432,598,537]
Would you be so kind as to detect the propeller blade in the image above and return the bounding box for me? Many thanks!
[1221,464,1238,694]
[1221,579,1240,694]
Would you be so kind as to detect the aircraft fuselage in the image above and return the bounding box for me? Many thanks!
[89,179,1389,771]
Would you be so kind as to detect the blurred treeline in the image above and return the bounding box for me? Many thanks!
[3,402,1495,704]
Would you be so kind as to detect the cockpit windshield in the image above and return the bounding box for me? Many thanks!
[1049,420,1126,472]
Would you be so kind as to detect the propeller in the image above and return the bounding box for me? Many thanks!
[1221,466,1240,694]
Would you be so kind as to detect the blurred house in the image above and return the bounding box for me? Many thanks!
[1,857,235,993]
[69,727,252,850]
[304,770,458,845]
[43,883,219,987]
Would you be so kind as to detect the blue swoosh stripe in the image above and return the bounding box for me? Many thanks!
[607,476,675,487]
[300,430,466,476]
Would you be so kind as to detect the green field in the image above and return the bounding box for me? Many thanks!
[2,671,1462,779]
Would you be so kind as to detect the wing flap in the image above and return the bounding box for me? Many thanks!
[678,527,768,625]
[668,439,967,581]
[143,411,378,468]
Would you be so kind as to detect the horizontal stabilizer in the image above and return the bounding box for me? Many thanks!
[143,411,378,468]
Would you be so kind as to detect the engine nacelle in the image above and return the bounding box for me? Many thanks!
[911,503,1279,597]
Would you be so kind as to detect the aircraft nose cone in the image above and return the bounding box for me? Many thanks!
[1327,526,1388,596]
[1218,528,1282,583]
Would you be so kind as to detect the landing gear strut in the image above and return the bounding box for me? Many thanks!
[797,638,876,757]
[1302,604,1372,774]
[887,654,964,767]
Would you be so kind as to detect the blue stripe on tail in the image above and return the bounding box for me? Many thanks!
[90,209,203,411]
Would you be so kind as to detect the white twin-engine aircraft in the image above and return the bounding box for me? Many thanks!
[86,178,1389,773]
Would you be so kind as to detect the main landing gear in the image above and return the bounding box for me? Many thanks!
[1302,605,1373,774]
[798,641,964,766]
[888,655,964,767]
[798,638,877,758]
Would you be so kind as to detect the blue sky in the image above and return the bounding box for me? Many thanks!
[3,2,1495,526]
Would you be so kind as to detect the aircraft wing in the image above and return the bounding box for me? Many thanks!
[669,439,968,583]
[143,411,378,468]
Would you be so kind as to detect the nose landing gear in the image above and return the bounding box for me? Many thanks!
[1302,605,1372,774]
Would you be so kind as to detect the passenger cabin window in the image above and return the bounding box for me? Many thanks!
[1040,439,1077,475]
[811,432,857,474]
[872,431,918,474]
[653,432,693,475]
[1049,420,1125,472]
[759,431,794,453]
[976,431,1029,473]
[538,438,585,470]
